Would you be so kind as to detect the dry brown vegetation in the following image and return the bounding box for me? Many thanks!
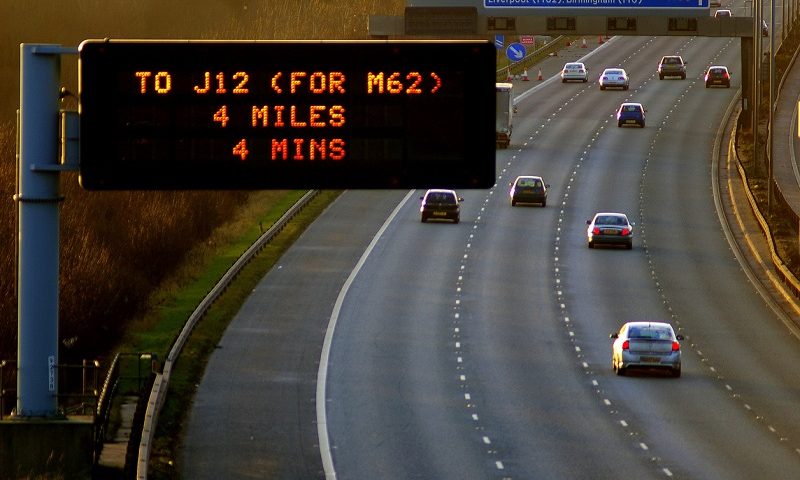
[736,26,800,276]
[0,0,403,362]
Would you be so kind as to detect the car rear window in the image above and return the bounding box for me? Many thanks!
[629,327,672,340]
[517,178,542,187]
[427,192,455,203]
[623,105,640,112]
[597,215,625,225]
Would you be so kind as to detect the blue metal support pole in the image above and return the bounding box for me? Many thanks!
[15,44,74,417]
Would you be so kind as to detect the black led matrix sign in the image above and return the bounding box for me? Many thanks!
[78,40,495,190]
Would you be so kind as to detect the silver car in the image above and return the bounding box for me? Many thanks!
[610,321,683,377]
[561,62,589,83]
[599,68,629,90]
[586,212,633,249]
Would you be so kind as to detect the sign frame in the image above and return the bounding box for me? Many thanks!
[78,39,496,190]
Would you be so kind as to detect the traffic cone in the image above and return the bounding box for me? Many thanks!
[522,69,530,81]
[581,38,587,48]
[506,68,513,81]
[537,69,543,81]
[598,35,604,44]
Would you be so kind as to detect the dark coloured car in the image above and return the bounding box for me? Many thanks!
[616,102,646,128]
[509,175,549,207]
[657,55,686,80]
[610,321,684,377]
[704,65,731,88]
[586,212,633,249]
[420,189,462,223]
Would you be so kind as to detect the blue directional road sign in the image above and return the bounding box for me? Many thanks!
[495,34,505,50]
[506,42,526,62]
[485,0,708,7]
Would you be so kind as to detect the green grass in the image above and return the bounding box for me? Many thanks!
[122,190,307,356]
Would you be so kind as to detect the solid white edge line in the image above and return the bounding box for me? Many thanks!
[317,190,417,480]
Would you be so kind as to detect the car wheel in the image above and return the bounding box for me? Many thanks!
[421,215,427,223]
[618,121,623,127]
[454,216,460,224]
[640,121,645,128]
[725,82,730,88]
[541,199,546,207]
[626,242,633,250]
[511,198,516,206]
[588,240,594,249]
[659,74,664,80]
[672,367,681,378]
[600,85,605,90]
[583,78,587,83]
[624,85,629,91]
[562,78,566,83]
[681,73,686,80]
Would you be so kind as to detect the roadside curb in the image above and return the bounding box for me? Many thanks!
[718,100,800,337]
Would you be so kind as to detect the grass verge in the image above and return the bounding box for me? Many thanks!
[107,189,342,479]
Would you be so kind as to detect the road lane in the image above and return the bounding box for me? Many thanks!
[180,191,408,480]
[181,28,800,480]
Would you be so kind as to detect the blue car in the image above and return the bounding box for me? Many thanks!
[616,102,646,128]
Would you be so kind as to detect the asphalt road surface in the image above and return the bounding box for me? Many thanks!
[181,32,800,480]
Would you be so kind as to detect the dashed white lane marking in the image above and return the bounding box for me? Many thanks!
[549,36,709,480]
[483,436,492,445]
[496,461,505,470]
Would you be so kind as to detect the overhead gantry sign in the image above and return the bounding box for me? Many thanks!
[78,40,496,189]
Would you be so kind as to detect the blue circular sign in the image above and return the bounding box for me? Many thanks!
[506,42,526,62]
